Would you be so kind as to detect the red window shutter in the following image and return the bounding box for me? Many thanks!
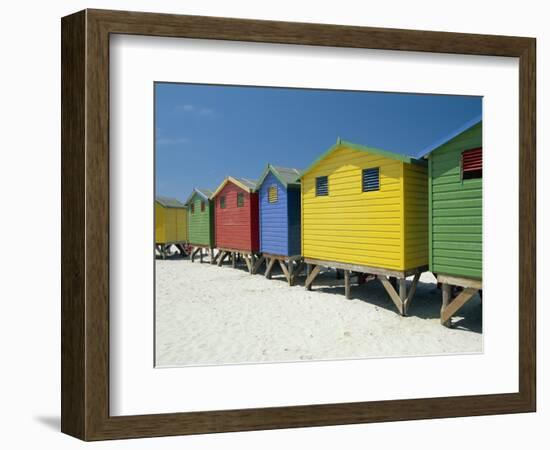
[462,147,482,174]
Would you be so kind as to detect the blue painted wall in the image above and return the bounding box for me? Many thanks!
[259,172,288,255]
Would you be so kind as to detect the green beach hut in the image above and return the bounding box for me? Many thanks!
[421,116,482,326]
[186,188,215,263]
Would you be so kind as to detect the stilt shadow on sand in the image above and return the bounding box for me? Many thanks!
[266,267,482,334]
[158,257,482,334]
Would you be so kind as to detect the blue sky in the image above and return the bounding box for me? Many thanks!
[155,83,481,201]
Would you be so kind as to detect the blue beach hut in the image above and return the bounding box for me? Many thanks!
[256,165,302,284]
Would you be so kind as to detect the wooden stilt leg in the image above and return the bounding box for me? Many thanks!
[278,259,291,283]
[379,276,404,315]
[243,255,252,273]
[200,248,203,263]
[288,260,295,286]
[217,251,228,266]
[441,287,478,325]
[265,258,276,279]
[441,283,452,327]
[403,273,420,315]
[304,265,321,291]
[250,254,256,274]
[292,261,304,285]
[252,255,265,274]
[344,270,351,299]
[231,252,236,268]
[399,278,407,316]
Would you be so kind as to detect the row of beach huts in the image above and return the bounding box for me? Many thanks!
[156,117,482,326]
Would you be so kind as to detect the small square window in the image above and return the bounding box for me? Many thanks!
[220,196,226,209]
[462,147,482,180]
[268,185,278,203]
[190,203,195,214]
[201,201,205,212]
[362,168,380,192]
[315,176,328,196]
[237,192,245,207]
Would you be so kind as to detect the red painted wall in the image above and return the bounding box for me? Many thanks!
[214,181,259,252]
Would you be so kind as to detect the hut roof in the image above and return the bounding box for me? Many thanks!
[186,188,213,204]
[211,176,257,198]
[416,115,482,158]
[155,196,186,208]
[300,138,422,178]
[257,164,301,188]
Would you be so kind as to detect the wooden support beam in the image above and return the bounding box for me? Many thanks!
[250,254,256,273]
[209,248,215,264]
[211,249,220,265]
[231,252,236,268]
[304,258,426,279]
[378,276,404,315]
[441,287,478,325]
[217,251,228,267]
[252,255,265,274]
[304,265,321,291]
[403,272,420,315]
[199,248,203,263]
[399,278,407,316]
[290,261,304,286]
[344,270,351,299]
[278,259,291,283]
[190,246,200,263]
[265,257,276,279]
[441,283,452,327]
[243,255,252,273]
[288,260,295,286]
[438,274,482,290]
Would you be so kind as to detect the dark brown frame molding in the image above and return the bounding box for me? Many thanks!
[61,9,536,441]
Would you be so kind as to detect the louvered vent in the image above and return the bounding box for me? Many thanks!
[316,176,328,196]
[362,168,380,192]
[462,147,482,179]
[268,185,278,203]
[237,192,244,207]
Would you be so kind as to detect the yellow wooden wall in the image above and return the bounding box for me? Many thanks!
[155,203,166,243]
[301,146,428,271]
[155,203,188,244]
[301,146,404,270]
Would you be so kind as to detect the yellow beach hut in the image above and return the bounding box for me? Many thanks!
[300,138,428,315]
[155,196,188,258]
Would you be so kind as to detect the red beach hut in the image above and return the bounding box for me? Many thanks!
[211,176,260,272]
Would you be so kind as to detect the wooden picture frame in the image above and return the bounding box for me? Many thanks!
[61,9,536,441]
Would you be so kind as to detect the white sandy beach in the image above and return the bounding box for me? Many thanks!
[155,254,482,367]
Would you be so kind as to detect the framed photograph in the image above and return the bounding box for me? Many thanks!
[61,9,536,441]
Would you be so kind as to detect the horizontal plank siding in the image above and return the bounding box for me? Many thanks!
[187,193,214,247]
[176,207,188,242]
[259,173,288,255]
[429,122,482,279]
[214,181,259,252]
[302,146,404,270]
[155,202,187,244]
[404,163,429,270]
[154,203,166,244]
